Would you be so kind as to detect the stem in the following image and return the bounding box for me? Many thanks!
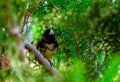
[51,3,61,15]
[71,29,81,60]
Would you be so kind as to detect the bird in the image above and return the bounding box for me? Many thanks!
[36,29,58,64]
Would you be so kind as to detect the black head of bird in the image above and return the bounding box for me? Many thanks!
[37,29,58,61]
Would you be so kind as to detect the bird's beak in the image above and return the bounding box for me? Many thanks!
[49,29,54,35]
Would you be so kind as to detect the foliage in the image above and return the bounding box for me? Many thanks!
[85,0,120,55]
[0,0,120,82]
[96,52,120,82]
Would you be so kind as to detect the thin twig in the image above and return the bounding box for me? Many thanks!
[73,31,81,59]
[51,3,61,15]
[4,0,9,25]
[70,28,81,60]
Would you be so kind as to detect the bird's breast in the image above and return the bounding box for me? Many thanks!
[45,49,55,60]
[40,43,56,60]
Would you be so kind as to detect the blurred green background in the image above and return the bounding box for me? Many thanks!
[0,0,120,82]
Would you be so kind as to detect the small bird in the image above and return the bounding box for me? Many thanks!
[37,29,58,63]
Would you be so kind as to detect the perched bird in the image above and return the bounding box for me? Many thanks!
[37,29,58,63]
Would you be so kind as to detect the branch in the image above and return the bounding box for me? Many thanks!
[4,0,27,62]
[25,41,60,75]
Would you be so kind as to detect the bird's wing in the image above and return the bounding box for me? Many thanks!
[37,36,47,49]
